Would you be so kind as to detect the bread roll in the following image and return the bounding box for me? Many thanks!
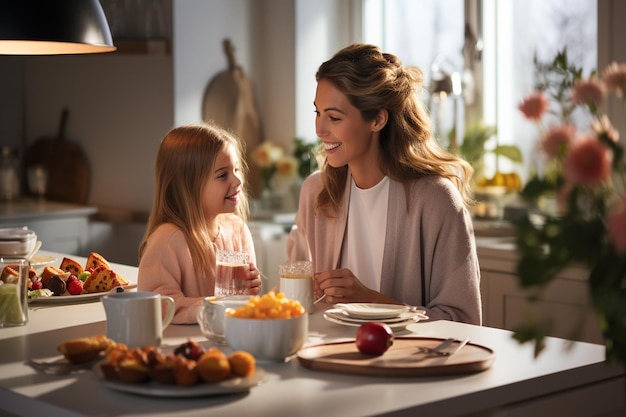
[57,334,115,364]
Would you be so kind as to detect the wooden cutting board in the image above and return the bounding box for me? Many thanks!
[24,108,90,204]
[202,39,263,196]
[297,337,495,377]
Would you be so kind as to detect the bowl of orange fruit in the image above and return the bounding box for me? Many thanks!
[224,291,308,362]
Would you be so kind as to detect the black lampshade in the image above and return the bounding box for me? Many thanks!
[0,0,116,55]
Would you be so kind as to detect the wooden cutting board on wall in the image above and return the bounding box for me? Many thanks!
[202,39,264,196]
[24,108,90,204]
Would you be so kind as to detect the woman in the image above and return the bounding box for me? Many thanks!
[138,123,262,324]
[289,44,481,324]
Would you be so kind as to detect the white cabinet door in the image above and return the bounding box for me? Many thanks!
[483,269,604,344]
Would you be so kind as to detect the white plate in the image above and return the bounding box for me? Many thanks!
[333,303,410,320]
[325,308,428,325]
[29,255,57,270]
[28,283,137,304]
[323,309,427,330]
[95,366,267,398]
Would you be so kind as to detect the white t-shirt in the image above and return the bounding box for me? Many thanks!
[341,176,389,291]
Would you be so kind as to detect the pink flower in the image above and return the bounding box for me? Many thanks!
[601,62,626,97]
[564,136,612,187]
[570,78,606,106]
[518,92,549,121]
[608,197,626,254]
[540,124,575,159]
[591,115,620,143]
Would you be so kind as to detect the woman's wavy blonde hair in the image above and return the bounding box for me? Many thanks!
[139,123,250,276]
[315,43,473,216]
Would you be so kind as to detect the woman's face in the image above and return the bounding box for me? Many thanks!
[314,79,383,171]
[201,143,243,220]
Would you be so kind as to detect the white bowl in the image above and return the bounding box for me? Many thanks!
[224,314,308,361]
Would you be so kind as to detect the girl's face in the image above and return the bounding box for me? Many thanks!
[314,79,384,171]
[201,143,243,220]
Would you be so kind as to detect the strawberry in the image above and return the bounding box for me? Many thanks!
[31,280,43,290]
[67,278,83,295]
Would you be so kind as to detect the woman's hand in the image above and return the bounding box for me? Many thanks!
[245,263,263,295]
[314,268,382,304]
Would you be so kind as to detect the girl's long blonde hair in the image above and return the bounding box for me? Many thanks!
[315,43,474,216]
[139,123,249,276]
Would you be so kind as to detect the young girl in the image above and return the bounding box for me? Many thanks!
[138,123,262,324]
[289,43,481,324]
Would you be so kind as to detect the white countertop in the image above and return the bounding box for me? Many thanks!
[0,251,624,417]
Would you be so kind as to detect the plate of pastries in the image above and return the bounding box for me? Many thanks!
[7,252,136,303]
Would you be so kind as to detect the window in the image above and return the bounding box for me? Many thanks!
[362,0,597,182]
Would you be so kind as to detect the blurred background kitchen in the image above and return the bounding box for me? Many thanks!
[0,0,623,343]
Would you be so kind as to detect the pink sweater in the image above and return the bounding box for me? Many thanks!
[289,172,482,325]
[137,214,256,324]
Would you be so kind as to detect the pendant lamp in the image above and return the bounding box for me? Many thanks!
[0,0,116,55]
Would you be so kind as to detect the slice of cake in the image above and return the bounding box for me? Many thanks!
[86,252,111,270]
[60,257,84,276]
[83,266,124,293]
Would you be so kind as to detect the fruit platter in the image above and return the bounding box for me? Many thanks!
[0,252,134,303]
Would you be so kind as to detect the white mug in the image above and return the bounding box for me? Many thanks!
[101,291,174,347]
[279,261,314,313]
[196,295,250,344]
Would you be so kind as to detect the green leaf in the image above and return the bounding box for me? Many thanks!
[492,144,523,163]
[519,177,557,201]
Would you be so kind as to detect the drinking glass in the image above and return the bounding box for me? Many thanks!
[0,258,29,327]
[215,250,250,296]
[279,260,314,313]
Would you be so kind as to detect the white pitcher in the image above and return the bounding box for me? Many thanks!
[102,291,174,347]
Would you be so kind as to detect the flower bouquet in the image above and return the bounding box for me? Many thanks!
[514,50,626,364]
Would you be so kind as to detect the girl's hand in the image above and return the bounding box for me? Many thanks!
[245,263,262,295]
[314,268,378,304]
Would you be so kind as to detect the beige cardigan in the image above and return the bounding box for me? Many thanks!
[289,172,482,325]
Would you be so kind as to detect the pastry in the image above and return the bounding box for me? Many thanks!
[117,357,150,384]
[172,356,199,387]
[82,266,125,293]
[57,334,115,364]
[86,252,111,270]
[40,266,65,288]
[197,347,231,383]
[60,257,84,276]
[0,265,19,283]
[228,351,256,377]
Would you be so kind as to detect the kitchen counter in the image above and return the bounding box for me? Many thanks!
[0,198,97,222]
[0,199,97,255]
[0,251,624,417]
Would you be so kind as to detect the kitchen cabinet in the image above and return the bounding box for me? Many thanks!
[0,199,97,256]
[476,236,604,344]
